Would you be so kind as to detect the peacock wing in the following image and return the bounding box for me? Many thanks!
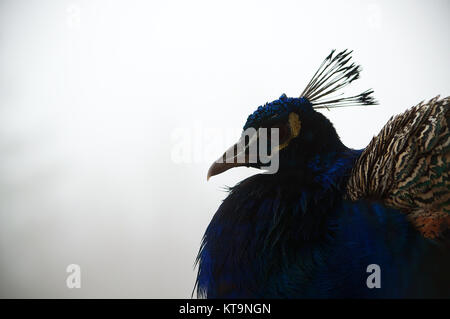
[346,96,450,240]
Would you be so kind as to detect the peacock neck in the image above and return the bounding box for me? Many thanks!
[273,146,362,194]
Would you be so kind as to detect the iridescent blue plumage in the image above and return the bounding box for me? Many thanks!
[243,94,311,130]
[197,148,450,298]
[197,50,450,298]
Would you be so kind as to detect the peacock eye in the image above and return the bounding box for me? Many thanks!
[266,121,290,144]
[280,124,291,143]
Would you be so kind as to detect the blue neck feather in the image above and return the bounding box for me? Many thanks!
[196,146,449,298]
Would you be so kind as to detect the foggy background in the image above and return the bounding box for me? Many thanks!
[0,0,449,298]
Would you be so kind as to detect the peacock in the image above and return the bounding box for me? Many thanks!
[195,50,450,298]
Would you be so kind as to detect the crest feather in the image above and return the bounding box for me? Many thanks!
[300,49,378,109]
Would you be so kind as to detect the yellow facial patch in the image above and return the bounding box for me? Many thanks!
[277,112,301,151]
[288,112,301,138]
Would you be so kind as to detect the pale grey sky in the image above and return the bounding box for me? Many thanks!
[0,0,449,298]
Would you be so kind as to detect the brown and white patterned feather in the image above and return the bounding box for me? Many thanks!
[346,96,450,240]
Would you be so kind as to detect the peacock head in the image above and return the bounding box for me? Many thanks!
[207,50,377,180]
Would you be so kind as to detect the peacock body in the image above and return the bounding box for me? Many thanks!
[196,50,450,298]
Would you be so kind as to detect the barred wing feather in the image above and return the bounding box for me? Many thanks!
[346,96,450,239]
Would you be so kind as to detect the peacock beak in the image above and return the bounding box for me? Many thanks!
[207,133,258,181]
